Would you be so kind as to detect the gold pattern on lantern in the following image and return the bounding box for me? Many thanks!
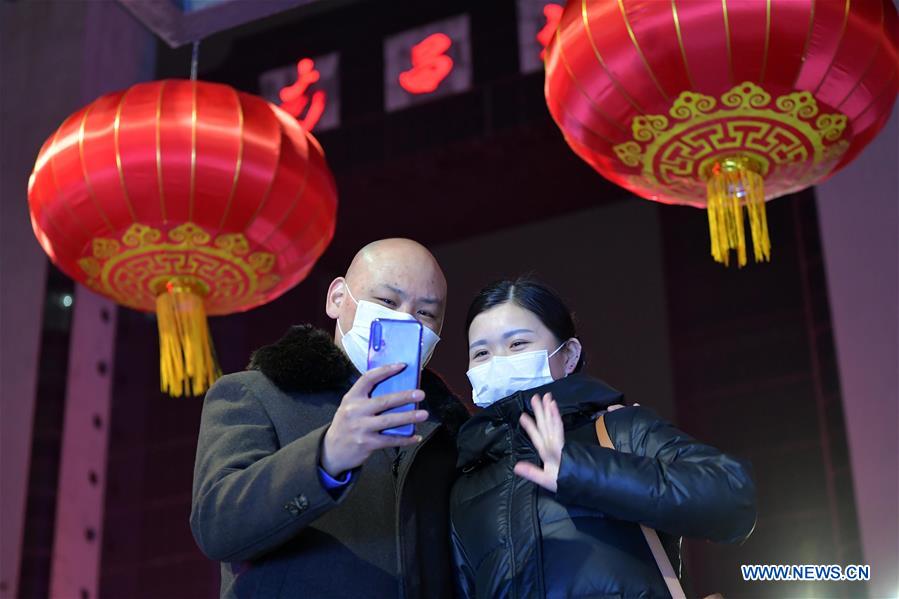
[248,252,275,273]
[122,223,162,247]
[77,222,277,315]
[612,82,849,267]
[91,238,120,259]
[214,233,250,256]
[612,82,849,206]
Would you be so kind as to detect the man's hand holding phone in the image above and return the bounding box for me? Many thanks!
[320,363,428,478]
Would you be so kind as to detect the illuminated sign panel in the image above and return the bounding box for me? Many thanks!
[517,0,564,74]
[384,15,472,112]
[253,7,568,125]
[259,51,340,132]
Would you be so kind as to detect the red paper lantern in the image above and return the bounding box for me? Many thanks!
[28,80,338,396]
[545,0,898,266]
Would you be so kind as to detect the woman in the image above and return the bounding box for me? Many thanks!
[450,279,757,598]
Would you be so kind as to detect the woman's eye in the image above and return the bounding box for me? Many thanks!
[378,298,397,307]
[510,340,529,349]
[473,350,487,359]
[417,310,435,319]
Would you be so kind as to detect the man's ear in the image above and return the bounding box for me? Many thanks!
[325,277,346,319]
[564,338,583,374]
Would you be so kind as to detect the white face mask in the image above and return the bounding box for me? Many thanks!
[466,342,566,408]
[336,283,441,373]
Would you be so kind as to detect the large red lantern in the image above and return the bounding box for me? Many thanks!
[545,0,898,266]
[28,80,337,396]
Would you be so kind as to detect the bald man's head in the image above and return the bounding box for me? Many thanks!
[326,239,447,346]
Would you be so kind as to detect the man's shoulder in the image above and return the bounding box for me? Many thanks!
[206,370,285,402]
[204,370,342,431]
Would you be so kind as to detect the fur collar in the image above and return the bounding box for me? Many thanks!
[248,324,354,394]
[247,324,469,436]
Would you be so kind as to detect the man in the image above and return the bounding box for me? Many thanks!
[190,239,470,598]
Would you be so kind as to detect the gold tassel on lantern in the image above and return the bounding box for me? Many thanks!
[705,155,771,267]
[156,278,221,397]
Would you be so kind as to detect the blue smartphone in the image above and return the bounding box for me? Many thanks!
[367,319,423,437]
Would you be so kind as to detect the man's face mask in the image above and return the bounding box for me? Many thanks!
[336,283,441,374]
[466,342,566,408]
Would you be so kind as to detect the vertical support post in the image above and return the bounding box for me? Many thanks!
[49,288,117,599]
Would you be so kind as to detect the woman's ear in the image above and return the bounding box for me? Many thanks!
[564,338,583,374]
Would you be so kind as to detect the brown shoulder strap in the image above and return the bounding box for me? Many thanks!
[595,413,687,599]
[595,412,614,449]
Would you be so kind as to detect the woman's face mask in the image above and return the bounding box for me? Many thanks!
[337,283,441,374]
[466,342,566,408]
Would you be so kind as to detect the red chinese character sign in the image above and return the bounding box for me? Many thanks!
[279,58,326,129]
[537,5,563,60]
[385,15,472,112]
[545,0,898,266]
[28,80,338,396]
[517,0,564,73]
[399,33,455,94]
[259,52,340,132]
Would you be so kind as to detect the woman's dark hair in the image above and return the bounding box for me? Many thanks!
[465,278,585,373]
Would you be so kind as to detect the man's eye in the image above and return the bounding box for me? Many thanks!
[378,298,397,307]
[473,350,487,359]
[418,310,435,319]
[510,340,529,348]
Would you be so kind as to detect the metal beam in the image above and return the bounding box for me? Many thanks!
[116,0,348,48]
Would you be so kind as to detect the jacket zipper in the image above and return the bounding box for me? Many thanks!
[531,483,545,597]
[516,430,547,598]
[394,425,440,599]
[507,425,519,598]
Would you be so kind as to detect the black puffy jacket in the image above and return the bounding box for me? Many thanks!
[449,374,757,598]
